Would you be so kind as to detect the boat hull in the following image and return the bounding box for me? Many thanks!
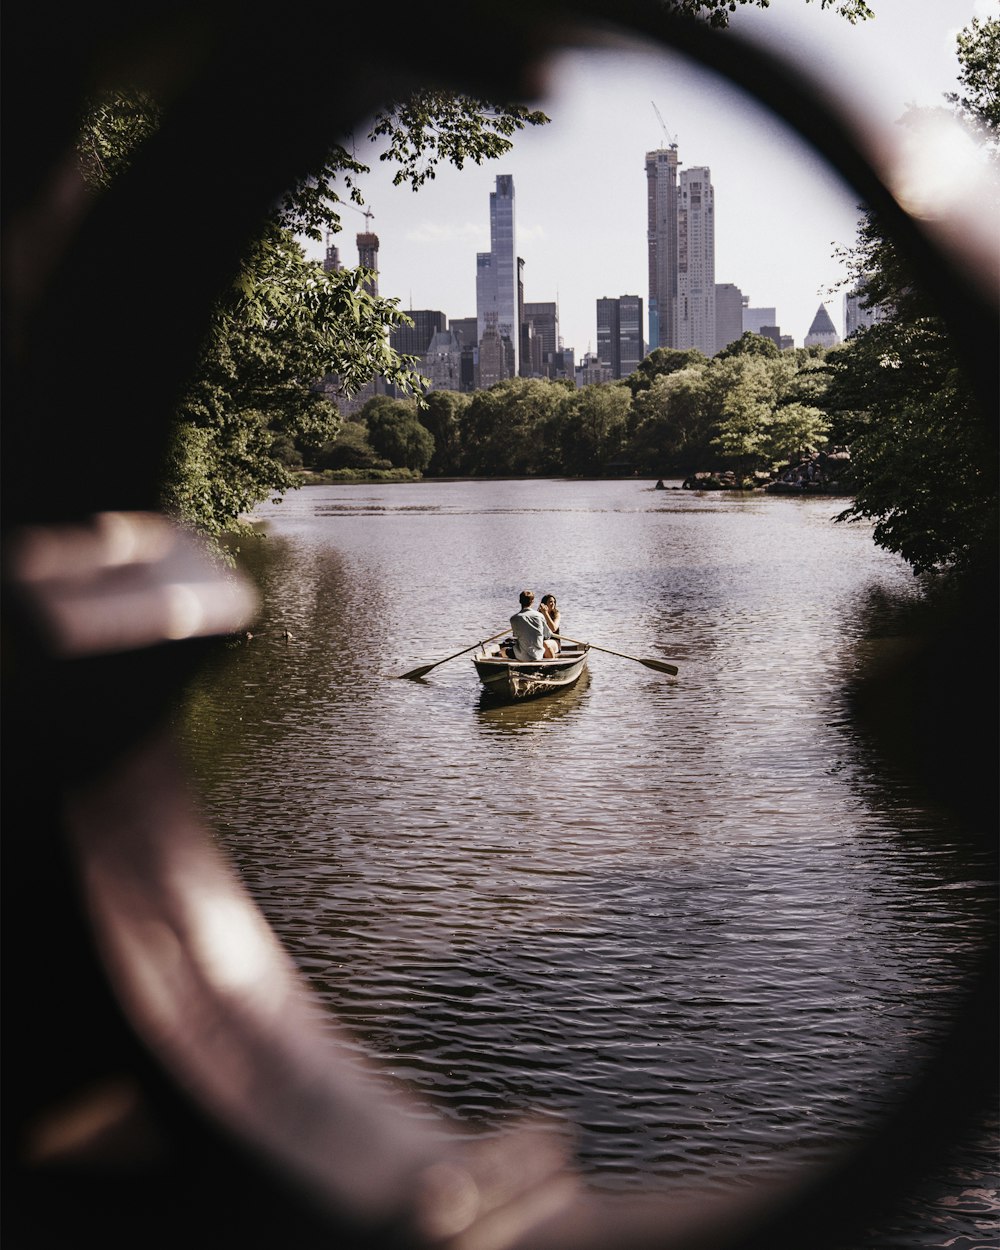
[472,642,590,701]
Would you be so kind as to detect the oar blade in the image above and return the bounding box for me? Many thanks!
[641,657,678,676]
[398,664,435,680]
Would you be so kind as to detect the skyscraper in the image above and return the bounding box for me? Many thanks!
[676,167,716,356]
[522,301,559,377]
[646,145,680,351]
[597,295,644,379]
[390,310,447,357]
[324,231,387,414]
[355,231,379,296]
[715,282,744,354]
[844,286,887,337]
[476,174,518,378]
[743,305,777,336]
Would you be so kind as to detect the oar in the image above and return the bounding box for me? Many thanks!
[398,629,509,680]
[562,635,679,677]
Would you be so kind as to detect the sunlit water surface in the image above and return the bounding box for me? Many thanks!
[177,479,997,1248]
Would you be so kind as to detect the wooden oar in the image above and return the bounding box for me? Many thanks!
[561,635,679,676]
[398,630,509,680]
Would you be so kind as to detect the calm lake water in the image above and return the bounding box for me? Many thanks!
[176,478,997,1248]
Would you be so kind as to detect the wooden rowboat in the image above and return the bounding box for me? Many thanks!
[472,639,590,702]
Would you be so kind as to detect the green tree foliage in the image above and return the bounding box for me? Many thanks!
[629,365,715,473]
[946,15,1000,137]
[460,379,567,475]
[709,356,778,474]
[623,347,709,398]
[826,16,998,575]
[160,308,340,538]
[666,0,873,26]
[766,401,830,463]
[362,397,436,472]
[557,384,632,475]
[418,390,472,476]
[625,350,831,476]
[316,421,389,472]
[715,330,781,360]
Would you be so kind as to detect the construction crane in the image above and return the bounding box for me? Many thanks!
[348,203,375,229]
[651,102,677,150]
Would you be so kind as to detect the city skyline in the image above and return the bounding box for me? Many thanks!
[309,0,988,358]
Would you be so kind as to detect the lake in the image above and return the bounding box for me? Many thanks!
[176,478,997,1248]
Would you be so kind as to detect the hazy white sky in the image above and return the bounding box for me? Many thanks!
[311,0,994,355]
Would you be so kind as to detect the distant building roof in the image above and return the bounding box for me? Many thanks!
[804,302,840,348]
[807,304,837,336]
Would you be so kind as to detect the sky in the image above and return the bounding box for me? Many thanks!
[306,0,995,356]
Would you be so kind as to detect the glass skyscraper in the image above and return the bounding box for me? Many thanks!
[476,174,518,377]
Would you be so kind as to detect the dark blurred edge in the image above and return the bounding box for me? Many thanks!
[2,3,997,1249]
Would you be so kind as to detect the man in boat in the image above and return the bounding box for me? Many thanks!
[508,590,559,660]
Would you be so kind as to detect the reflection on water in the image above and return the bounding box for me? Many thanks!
[178,479,997,1248]
[476,669,593,724]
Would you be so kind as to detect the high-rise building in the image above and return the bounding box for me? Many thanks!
[476,174,518,378]
[714,283,744,354]
[597,295,644,379]
[323,240,341,273]
[743,304,777,336]
[449,317,479,348]
[390,310,447,358]
[596,298,619,375]
[844,286,888,337]
[575,352,613,388]
[321,231,389,415]
[355,232,379,296]
[449,317,479,391]
[758,325,782,348]
[421,329,464,393]
[545,347,575,384]
[804,303,840,348]
[522,301,559,377]
[646,145,680,351]
[477,316,509,389]
[676,167,716,356]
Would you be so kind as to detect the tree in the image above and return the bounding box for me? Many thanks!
[709,356,778,475]
[316,421,389,472]
[362,397,436,472]
[715,331,781,360]
[460,378,567,475]
[628,364,715,474]
[826,15,998,575]
[417,390,471,476]
[558,384,632,475]
[946,15,1000,137]
[765,401,830,464]
[623,348,709,398]
[663,0,873,25]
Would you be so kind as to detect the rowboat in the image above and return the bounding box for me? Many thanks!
[471,638,590,702]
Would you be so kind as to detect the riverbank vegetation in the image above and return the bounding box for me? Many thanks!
[302,334,842,489]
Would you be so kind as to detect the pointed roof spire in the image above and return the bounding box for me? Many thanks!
[808,304,837,335]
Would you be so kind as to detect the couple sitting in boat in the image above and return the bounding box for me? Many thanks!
[505,589,561,660]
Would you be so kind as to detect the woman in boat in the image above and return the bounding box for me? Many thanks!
[539,594,561,650]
